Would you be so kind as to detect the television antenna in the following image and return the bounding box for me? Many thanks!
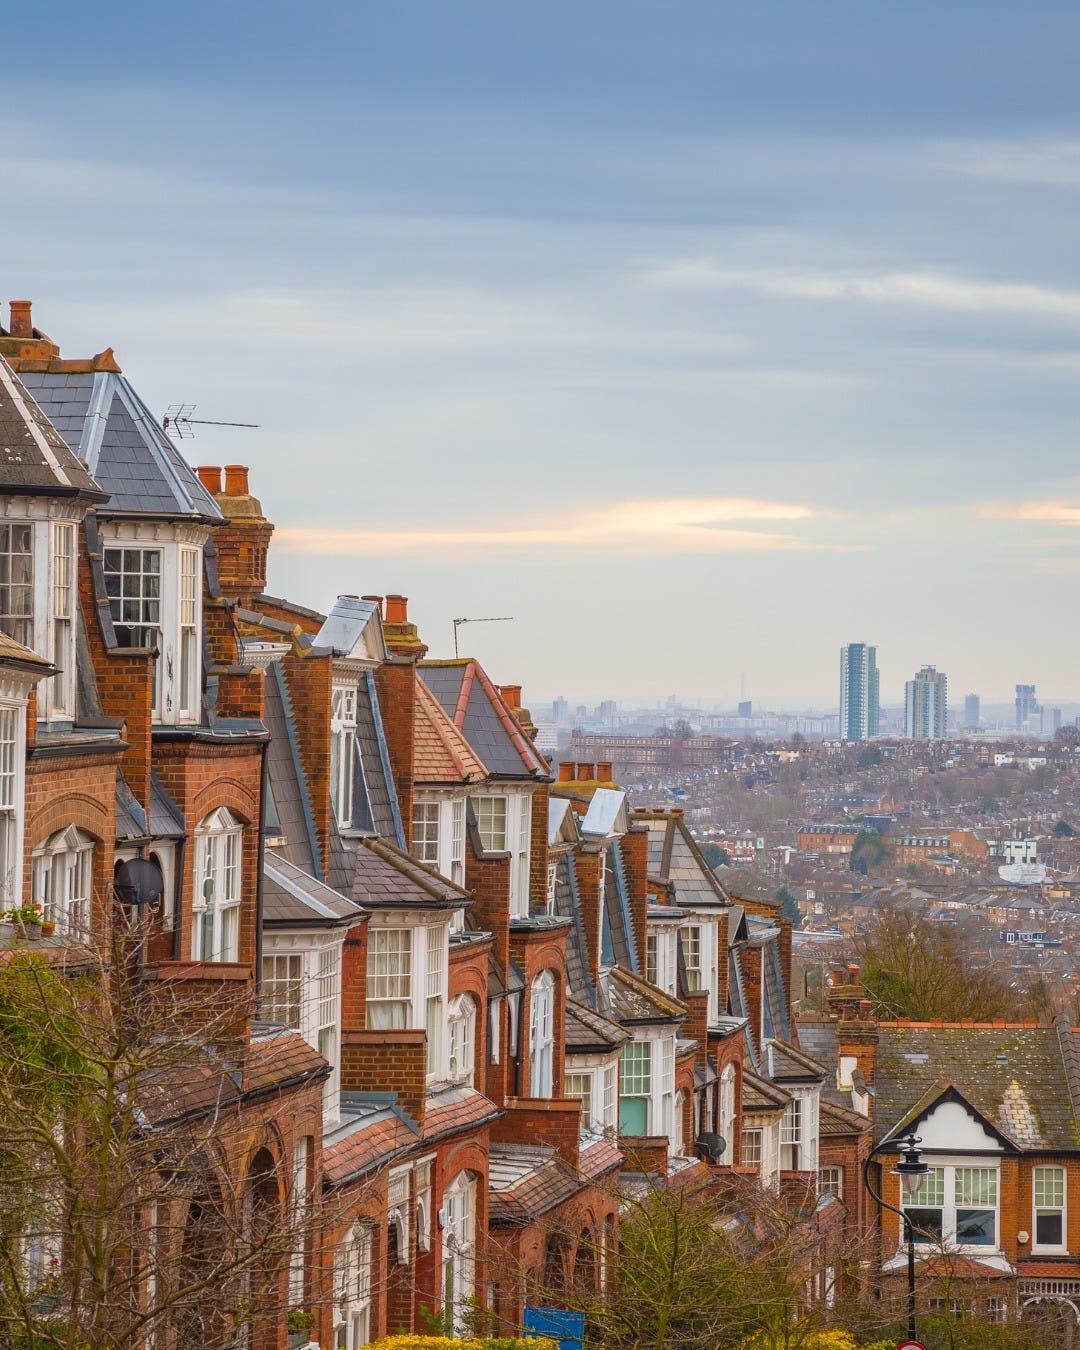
[162,404,260,439]
[452,615,513,659]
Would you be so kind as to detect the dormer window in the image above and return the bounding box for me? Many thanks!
[330,685,358,828]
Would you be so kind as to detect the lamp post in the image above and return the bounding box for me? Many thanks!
[863,1131,929,1344]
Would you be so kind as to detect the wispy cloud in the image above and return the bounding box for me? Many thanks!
[935,138,1080,189]
[276,496,856,557]
[647,263,1080,324]
[976,501,1080,526]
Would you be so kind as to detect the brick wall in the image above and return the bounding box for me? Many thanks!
[572,850,602,986]
[374,659,416,848]
[464,844,511,971]
[527,781,550,912]
[620,825,649,970]
[741,945,763,1061]
[281,651,332,873]
[340,1028,427,1126]
[492,1097,581,1167]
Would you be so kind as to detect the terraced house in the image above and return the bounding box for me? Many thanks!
[0,298,879,1347]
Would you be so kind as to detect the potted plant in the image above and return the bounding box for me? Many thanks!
[287,1310,317,1347]
[7,904,42,938]
[40,918,56,938]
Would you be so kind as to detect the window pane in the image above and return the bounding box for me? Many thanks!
[955,1208,995,1245]
[1036,1211,1064,1246]
[907,1208,944,1243]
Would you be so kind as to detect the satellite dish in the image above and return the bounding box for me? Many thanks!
[115,857,166,908]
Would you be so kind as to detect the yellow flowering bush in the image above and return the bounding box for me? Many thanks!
[368,1337,558,1350]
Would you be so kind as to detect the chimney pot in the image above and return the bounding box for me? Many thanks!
[8,300,32,338]
[385,594,408,624]
[223,465,249,496]
[597,761,613,781]
[577,762,595,781]
[195,465,223,494]
[558,761,575,782]
[847,962,861,980]
[499,684,522,710]
[361,595,385,618]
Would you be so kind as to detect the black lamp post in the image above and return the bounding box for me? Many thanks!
[863,1131,929,1343]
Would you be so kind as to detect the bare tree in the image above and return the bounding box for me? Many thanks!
[0,917,335,1349]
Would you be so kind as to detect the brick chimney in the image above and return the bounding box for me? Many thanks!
[198,464,274,606]
[9,301,33,337]
[0,298,61,363]
[375,595,428,847]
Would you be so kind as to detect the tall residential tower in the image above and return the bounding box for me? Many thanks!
[905,665,948,740]
[840,643,880,742]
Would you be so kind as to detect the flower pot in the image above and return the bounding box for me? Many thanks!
[40,922,55,938]
[25,924,42,941]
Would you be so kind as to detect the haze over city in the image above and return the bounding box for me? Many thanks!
[5,2,1080,702]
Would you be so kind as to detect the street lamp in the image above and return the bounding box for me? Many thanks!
[863,1131,929,1344]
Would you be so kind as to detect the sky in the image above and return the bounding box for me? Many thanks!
[4,3,1080,708]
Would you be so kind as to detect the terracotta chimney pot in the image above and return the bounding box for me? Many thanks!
[361,595,385,617]
[223,465,249,496]
[558,762,575,782]
[8,300,32,337]
[196,465,223,494]
[385,594,408,624]
[499,684,522,710]
[577,762,595,781]
[597,761,613,781]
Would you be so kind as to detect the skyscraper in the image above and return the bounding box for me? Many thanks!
[905,665,948,740]
[963,693,980,729]
[840,643,880,742]
[1015,684,1040,732]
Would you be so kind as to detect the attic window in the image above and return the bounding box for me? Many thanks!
[903,1053,929,1064]
[995,1054,1008,1065]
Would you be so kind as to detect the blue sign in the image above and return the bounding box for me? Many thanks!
[523,1306,586,1350]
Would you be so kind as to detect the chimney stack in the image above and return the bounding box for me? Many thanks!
[202,465,274,605]
[8,301,32,338]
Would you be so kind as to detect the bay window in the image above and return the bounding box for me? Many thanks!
[742,1128,763,1169]
[565,1073,593,1127]
[1034,1165,1066,1252]
[781,1094,819,1171]
[330,686,358,828]
[619,1040,652,1136]
[450,799,465,886]
[261,953,302,1028]
[646,928,677,995]
[104,546,162,711]
[0,523,33,647]
[514,793,532,914]
[0,706,23,907]
[474,795,507,852]
[529,970,555,1097]
[192,808,242,962]
[318,946,340,1113]
[49,523,75,718]
[681,925,703,991]
[412,801,439,865]
[903,1164,999,1248]
[425,926,445,1077]
[366,929,412,1029]
[178,547,200,720]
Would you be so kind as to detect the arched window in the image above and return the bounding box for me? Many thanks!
[529,970,555,1098]
[333,1224,373,1350]
[192,808,243,962]
[447,995,477,1086]
[32,826,93,936]
[719,1063,736,1164]
[442,1171,476,1333]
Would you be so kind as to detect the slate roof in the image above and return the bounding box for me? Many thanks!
[314,596,386,661]
[355,671,402,843]
[18,367,222,520]
[115,773,186,842]
[602,966,686,1027]
[820,1098,872,1136]
[742,1067,791,1113]
[414,676,487,785]
[636,813,731,908]
[0,358,106,500]
[351,836,470,910]
[419,660,549,779]
[565,996,630,1052]
[873,1023,1080,1151]
[0,629,55,674]
[795,1019,849,1108]
[765,1038,826,1083]
[263,663,321,876]
[263,853,362,926]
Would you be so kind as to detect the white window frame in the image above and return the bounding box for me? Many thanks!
[366,928,412,1030]
[1033,1164,1067,1254]
[447,994,476,1086]
[333,1224,372,1350]
[442,1172,476,1333]
[529,970,555,1097]
[261,952,303,1028]
[103,545,164,716]
[619,1039,652,1136]
[681,925,703,992]
[742,1127,763,1169]
[191,807,243,963]
[819,1166,844,1201]
[513,792,532,915]
[671,1088,687,1158]
[331,684,358,829]
[178,546,200,722]
[318,945,340,1113]
[32,825,93,937]
[450,798,465,887]
[902,1161,1000,1251]
[565,1071,593,1129]
[473,794,507,853]
[289,1136,310,1305]
[646,926,677,995]
[719,1063,736,1164]
[412,800,440,865]
[425,926,445,1079]
[49,522,75,719]
[0,521,33,649]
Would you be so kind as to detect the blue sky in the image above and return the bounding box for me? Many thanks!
[5,3,1080,707]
